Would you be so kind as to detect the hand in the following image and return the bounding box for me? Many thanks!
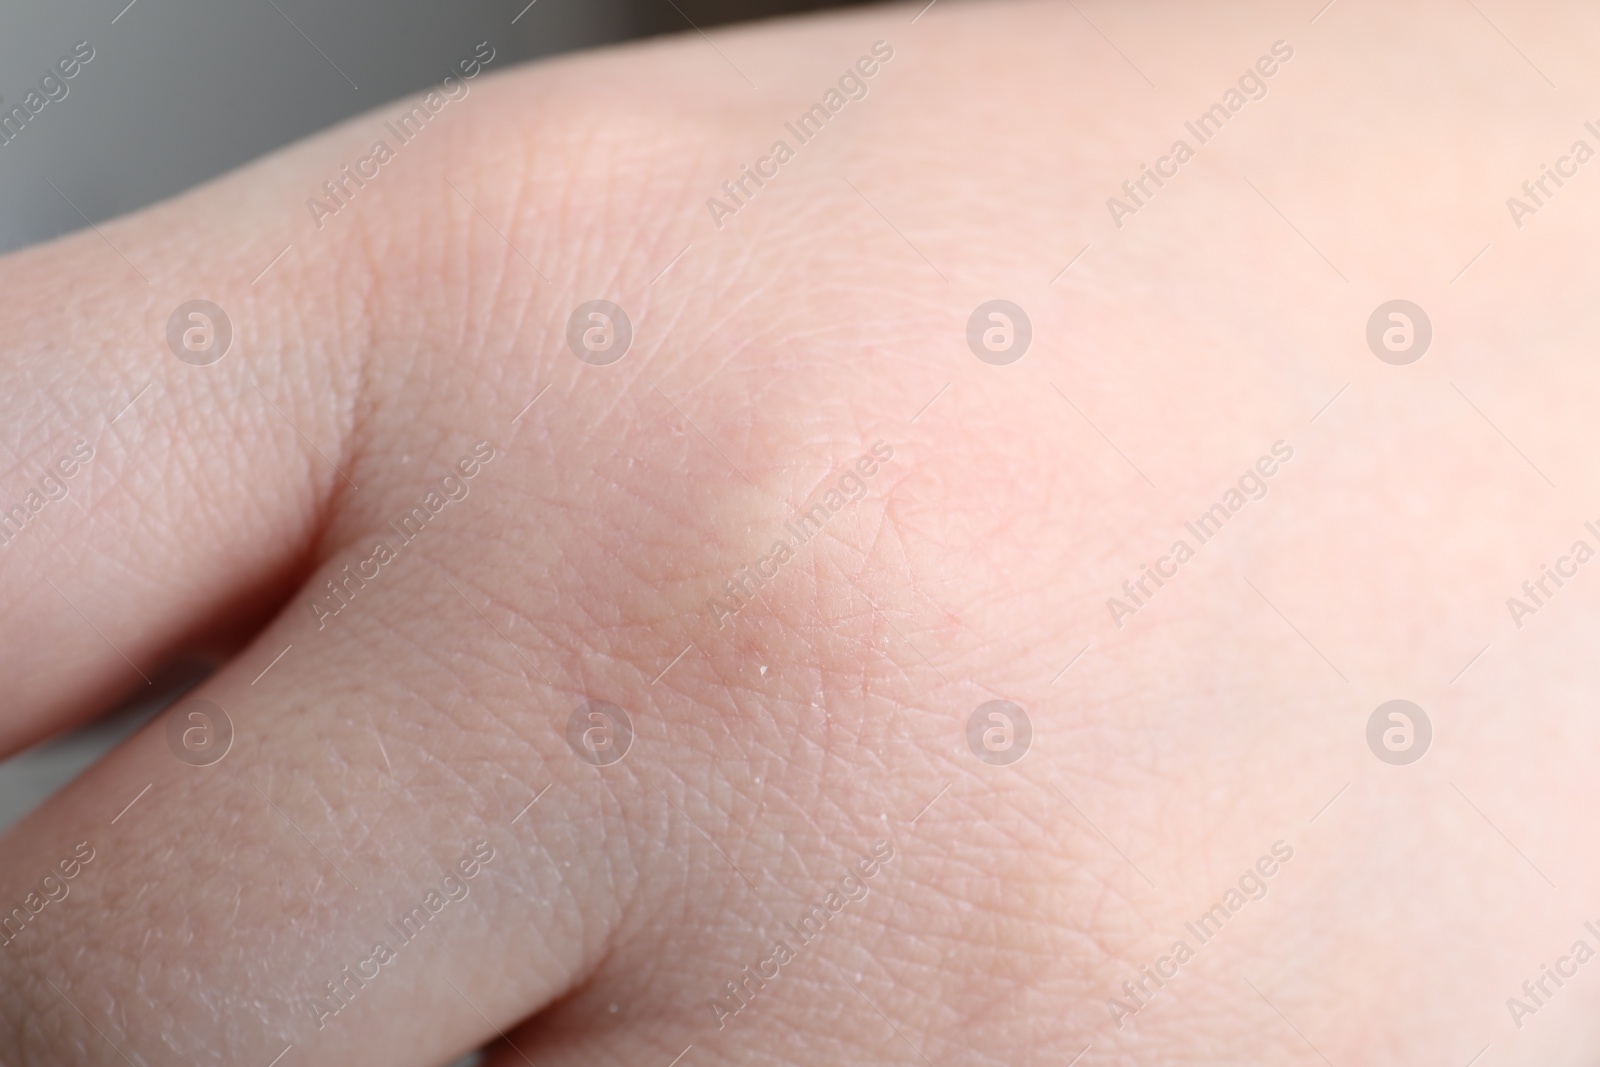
[2,2,1597,1064]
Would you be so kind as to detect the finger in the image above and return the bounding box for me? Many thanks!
[0,568,606,1065]
[0,31,752,1065]
[0,352,790,1065]
[0,107,384,754]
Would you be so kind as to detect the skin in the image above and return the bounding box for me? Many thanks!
[3,0,1600,1062]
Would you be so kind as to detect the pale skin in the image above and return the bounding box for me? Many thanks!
[2,0,1600,1062]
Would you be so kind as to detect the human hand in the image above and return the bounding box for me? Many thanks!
[3,2,1600,1064]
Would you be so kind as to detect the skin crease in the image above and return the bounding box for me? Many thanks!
[5,0,1600,1063]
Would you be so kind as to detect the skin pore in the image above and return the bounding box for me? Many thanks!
[3,1,1600,1064]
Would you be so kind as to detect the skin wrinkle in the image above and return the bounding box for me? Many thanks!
[369,623,642,992]
[260,217,371,515]
[448,207,534,375]
[9,233,354,744]
[8,3,1600,1064]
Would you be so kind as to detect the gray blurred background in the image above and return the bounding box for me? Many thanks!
[0,0,861,831]
[0,0,866,254]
